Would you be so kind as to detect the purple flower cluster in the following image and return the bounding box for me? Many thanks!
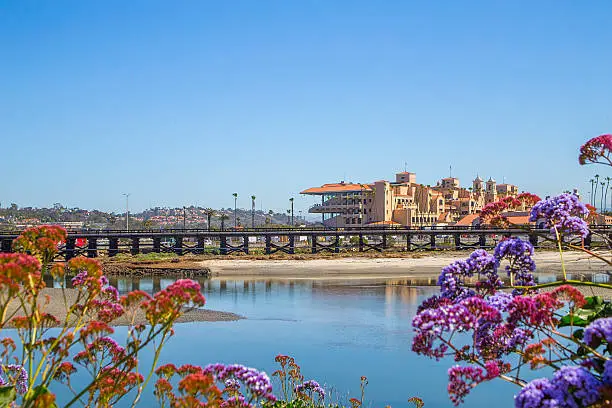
[604,360,612,385]
[436,240,536,303]
[1,364,28,394]
[486,292,514,312]
[203,364,276,402]
[494,238,536,288]
[583,317,612,348]
[438,260,475,301]
[529,193,590,238]
[224,378,241,390]
[412,297,502,359]
[515,366,602,408]
[295,379,326,400]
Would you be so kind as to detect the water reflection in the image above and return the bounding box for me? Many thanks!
[49,271,610,296]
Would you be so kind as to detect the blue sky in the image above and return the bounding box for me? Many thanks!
[1,1,611,214]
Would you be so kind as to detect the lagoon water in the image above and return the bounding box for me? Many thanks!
[105,277,528,407]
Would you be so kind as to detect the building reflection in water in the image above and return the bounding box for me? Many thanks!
[46,271,610,302]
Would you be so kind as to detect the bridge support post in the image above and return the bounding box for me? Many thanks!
[430,234,436,250]
[584,233,592,249]
[196,237,205,254]
[108,238,118,257]
[311,235,317,254]
[528,233,539,248]
[173,236,183,255]
[1,239,12,253]
[454,234,461,250]
[334,235,340,253]
[220,236,227,255]
[153,237,161,253]
[243,236,249,254]
[359,234,364,252]
[87,238,98,258]
[65,238,76,260]
[265,236,271,255]
[382,234,387,250]
[153,277,161,293]
[131,237,140,255]
[289,236,295,254]
[479,234,487,248]
[406,234,412,251]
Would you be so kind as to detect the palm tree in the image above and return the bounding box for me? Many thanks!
[605,177,611,213]
[251,195,256,228]
[289,197,294,226]
[219,213,229,231]
[594,175,600,210]
[590,179,595,205]
[232,193,238,228]
[286,209,291,225]
[601,182,606,212]
[267,210,274,226]
[203,208,215,231]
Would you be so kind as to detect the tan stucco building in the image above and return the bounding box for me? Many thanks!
[301,172,522,228]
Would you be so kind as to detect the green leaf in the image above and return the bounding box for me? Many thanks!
[584,296,604,309]
[0,386,16,408]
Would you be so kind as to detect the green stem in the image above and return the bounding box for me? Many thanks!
[514,280,612,291]
[553,226,567,281]
[130,330,170,408]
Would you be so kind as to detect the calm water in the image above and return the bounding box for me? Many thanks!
[103,277,526,407]
[48,269,610,407]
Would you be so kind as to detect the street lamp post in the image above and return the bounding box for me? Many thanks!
[183,206,187,230]
[123,193,130,232]
[251,195,256,228]
[233,193,238,228]
[290,197,294,226]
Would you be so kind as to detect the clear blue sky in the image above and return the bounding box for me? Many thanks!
[1,1,611,214]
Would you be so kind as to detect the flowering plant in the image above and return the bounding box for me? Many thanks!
[0,225,206,407]
[412,135,612,407]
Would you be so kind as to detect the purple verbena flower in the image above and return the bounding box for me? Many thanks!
[514,378,563,408]
[295,379,325,400]
[603,360,612,385]
[203,364,276,402]
[529,193,590,238]
[4,365,27,394]
[487,292,515,312]
[493,238,536,288]
[583,318,612,349]
[552,366,602,406]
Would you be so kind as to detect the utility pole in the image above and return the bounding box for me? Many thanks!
[123,193,130,232]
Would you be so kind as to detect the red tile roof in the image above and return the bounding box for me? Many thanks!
[366,220,402,226]
[455,214,480,226]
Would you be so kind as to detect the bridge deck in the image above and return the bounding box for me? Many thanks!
[0,226,603,260]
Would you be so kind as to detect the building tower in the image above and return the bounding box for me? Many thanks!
[472,175,483,192]
[485,177,497,204]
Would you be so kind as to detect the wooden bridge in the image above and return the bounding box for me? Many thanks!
[0,226,605,261]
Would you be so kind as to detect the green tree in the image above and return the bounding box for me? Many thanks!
[203,208,215,231]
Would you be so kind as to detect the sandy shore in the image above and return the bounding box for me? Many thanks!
[196,251,612,281]
[5,288,242,328]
